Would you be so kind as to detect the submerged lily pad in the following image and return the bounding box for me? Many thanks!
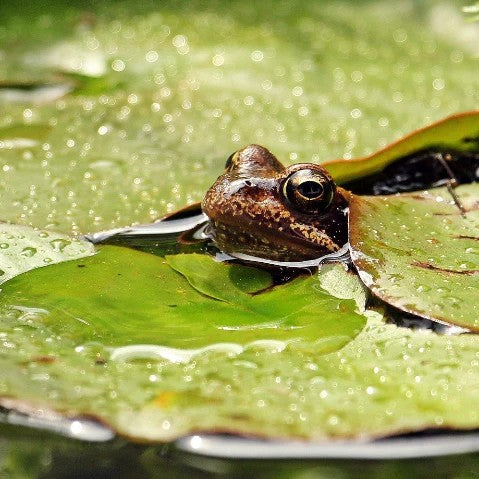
[349,183,479,330]
[165,253,273,298]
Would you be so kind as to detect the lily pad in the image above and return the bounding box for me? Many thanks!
[1,1,479,233]
[0,226,478,442]
[0,247,366,349]
[0,241,371,440]
[0,223,93,284]
[0,0,479,454]
[2,289,479,442]
[349,183,479,330]
[165,253,273,298]
[324,111,479,184]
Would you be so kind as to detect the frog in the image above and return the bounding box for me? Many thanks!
[87,111,479,332]
[201,144,352,262]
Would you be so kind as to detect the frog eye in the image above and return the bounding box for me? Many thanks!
[282,169,335,214]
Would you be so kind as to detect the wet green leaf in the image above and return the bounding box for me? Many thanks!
[0,245,370,440]
[0,0,479,448]
[165,253,273,299]
[0,226,478,442]
[0,223,93,284]
[325,111,479,184]
[2,294,479,442]
[0,247,366,349]
[349,183,479,330]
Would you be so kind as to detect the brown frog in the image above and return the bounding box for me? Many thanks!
[202,144,351,261]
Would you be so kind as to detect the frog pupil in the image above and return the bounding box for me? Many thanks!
[297,180,323,199]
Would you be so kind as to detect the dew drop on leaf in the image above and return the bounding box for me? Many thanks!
[20,247,37,257]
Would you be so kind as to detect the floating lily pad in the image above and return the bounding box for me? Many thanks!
[0,247,365,349]
[0,226,479,442]
[0,239,371,441]
[1,2,479,233]
[2,287,479,442]
[349,183,479,330]
[1,0,479,454]
[0,223,93,284]
[325,111,479,184]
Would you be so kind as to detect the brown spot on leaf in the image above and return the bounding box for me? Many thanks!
[154,391,177,409]
[413,261,479,275]
[31,355,56,363]
[20,355,57,366]
[410,194,429,201]
[456,235,479,241]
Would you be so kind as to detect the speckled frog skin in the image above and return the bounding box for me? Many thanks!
[202,145,351,261]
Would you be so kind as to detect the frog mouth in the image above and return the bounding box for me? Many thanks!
[205,218,342,262]
[223,242,352,268]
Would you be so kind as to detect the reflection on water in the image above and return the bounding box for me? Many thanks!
[109,340,289,364]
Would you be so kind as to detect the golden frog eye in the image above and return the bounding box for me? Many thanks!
[282,169,335,214]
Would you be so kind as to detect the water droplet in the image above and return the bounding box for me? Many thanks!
[50,238,71,252]
[20,246,37,257]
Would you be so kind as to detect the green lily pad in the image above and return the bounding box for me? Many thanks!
[324,111,479,184]
[165,253,273,299]
[0,239,370,440]
[1,1,478,233]
[0,247,365,349]
[0,225,479,442]
[0,223,93,284]
[2,290,479,442]
[349,183,479,330]
[1,0,479,453]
